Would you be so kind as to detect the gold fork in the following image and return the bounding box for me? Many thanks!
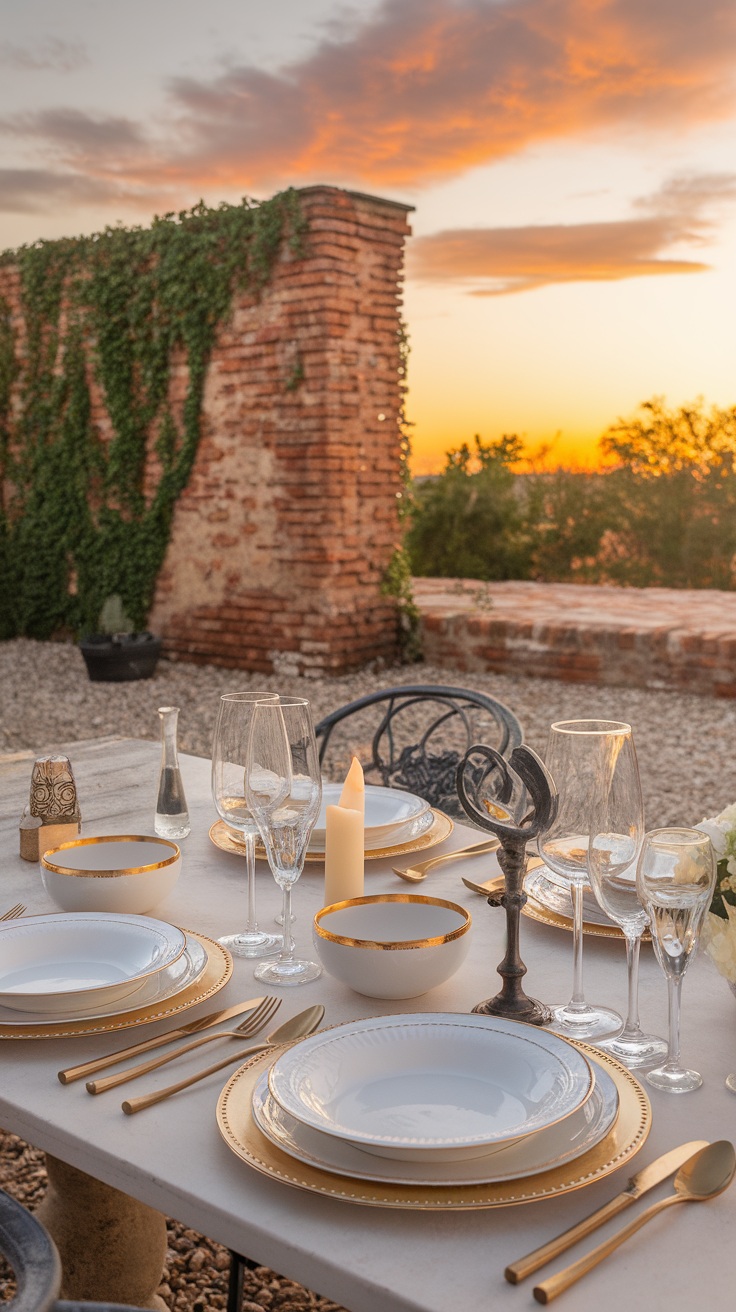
[1,904,26,921]
[393,839,500,883]
[86,996,282,1094]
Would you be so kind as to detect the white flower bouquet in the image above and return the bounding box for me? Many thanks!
[696,804,736,986]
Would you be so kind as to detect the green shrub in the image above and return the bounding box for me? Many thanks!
[406,398,736,590]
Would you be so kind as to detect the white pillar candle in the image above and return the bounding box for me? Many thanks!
[323,805,364,907]
[323,758,365,906]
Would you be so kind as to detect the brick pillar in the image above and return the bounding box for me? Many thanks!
[148,186,413,675]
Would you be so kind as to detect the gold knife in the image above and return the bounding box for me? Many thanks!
[504,1140,710,1283]
[57,997,266,1085]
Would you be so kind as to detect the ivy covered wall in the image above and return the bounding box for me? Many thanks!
[0,191,306,639]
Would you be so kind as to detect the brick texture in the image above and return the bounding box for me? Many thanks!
[0,186,412,675]
[415,579,736,697]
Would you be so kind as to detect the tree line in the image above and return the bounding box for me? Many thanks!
[406,398,736,589]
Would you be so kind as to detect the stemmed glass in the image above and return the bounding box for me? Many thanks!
[246,696,323,986]
[211,692,281,959]
[540,720,626,1040]
[636,828,716,1092]
[587,734,667,1068]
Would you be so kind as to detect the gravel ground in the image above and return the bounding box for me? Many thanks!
[2,637,736,828]
[0,1129,345,1311]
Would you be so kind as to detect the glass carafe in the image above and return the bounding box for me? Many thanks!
[155,707,190,839]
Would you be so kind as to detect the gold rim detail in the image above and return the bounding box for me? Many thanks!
[0,931,231,1039]
[209,810,455,863]
[313,895,471,950]
[41,834,180,878]
[216,1040,650,1210]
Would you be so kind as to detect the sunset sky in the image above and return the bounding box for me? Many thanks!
[1,0,734,471]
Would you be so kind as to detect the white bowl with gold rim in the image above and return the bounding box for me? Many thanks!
[312,894,471,999]
[40,835,181,915]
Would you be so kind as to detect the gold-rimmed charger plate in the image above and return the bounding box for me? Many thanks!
[522,893,648,941]
[216,1039,650,1210]
[0,931,232,1040]
[209,810,455,865]
[466,867,650,942]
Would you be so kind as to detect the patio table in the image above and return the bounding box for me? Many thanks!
[1,737,735,1312]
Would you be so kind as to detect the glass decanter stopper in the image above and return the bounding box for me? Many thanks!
[155,706,190,839]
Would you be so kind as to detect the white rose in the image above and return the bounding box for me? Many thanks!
[695,818,728,858]
[702,906,736,984]
[717,802,736,829]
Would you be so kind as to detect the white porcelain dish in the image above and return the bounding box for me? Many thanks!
[252,1057,617,1186]
[307,808,434,854]
[310,785,429,843]
[526,867,615,927]
[0,913,187,1013]
[0,934,207,1026]
[41,835,181,914]
[313,896,472,999]
[267,1013,594,1162]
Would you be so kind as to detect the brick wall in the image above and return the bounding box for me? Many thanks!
[415,578,736,697]
[0,186,412,675]
[149,186,413,674]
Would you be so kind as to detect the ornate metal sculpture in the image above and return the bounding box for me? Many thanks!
[456,743,558,1025]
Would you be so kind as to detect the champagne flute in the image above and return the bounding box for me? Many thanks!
[211,692,281,958]
[540,720,626,1040]
[587,733,667,1068]
[246,696,323,986]
[636,828,715,1092]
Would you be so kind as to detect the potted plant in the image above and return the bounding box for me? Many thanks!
[78,595,162,682]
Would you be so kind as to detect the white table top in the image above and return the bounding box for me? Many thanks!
[1,738,734,1312]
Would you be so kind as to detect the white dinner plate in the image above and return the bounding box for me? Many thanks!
[307,808,435,854]
[0,934,208,1026]
[310,784,429,844]
[252,1056,618,1186]
[0,913,187,1013]
[526,868,616,927]
[267,1013,594,1162]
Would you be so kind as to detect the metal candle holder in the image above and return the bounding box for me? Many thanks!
[456,744,557,1026]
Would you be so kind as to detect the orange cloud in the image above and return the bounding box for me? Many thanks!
[406,172,736,292]
[1,0,735,206]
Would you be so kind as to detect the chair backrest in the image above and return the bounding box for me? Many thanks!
[0,1188,60,1312]
[0,1191,150,1312]
[314,684,523,824]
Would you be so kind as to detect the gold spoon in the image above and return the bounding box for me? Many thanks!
[533,1140,736,1304]
[393,838,499,883]
[122,1004,325,1115]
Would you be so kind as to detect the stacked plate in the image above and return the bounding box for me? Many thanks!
[0,912,210,1027]
[526,866,616,928]
[307,785,433,854]
[248,1013,621,1187]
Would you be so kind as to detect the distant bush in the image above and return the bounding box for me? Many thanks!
[406,398,736,590]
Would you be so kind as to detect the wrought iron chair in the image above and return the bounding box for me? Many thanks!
[0,1189,150,1312]
[314,684,523,825]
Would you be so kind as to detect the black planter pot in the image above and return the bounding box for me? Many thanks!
[79,632,162,682]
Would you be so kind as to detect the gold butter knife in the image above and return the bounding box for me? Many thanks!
[57,997,266,1084]
[504,1140,709,1283]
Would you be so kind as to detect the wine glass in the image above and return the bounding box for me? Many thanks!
[540,720,627,1040]
[636,828,716,1092]
[587,734,667,1069]
[211,692,281,959]
[246,696,323,986]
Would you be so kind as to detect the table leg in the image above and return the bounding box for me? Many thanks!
[36,1154,168,1311]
